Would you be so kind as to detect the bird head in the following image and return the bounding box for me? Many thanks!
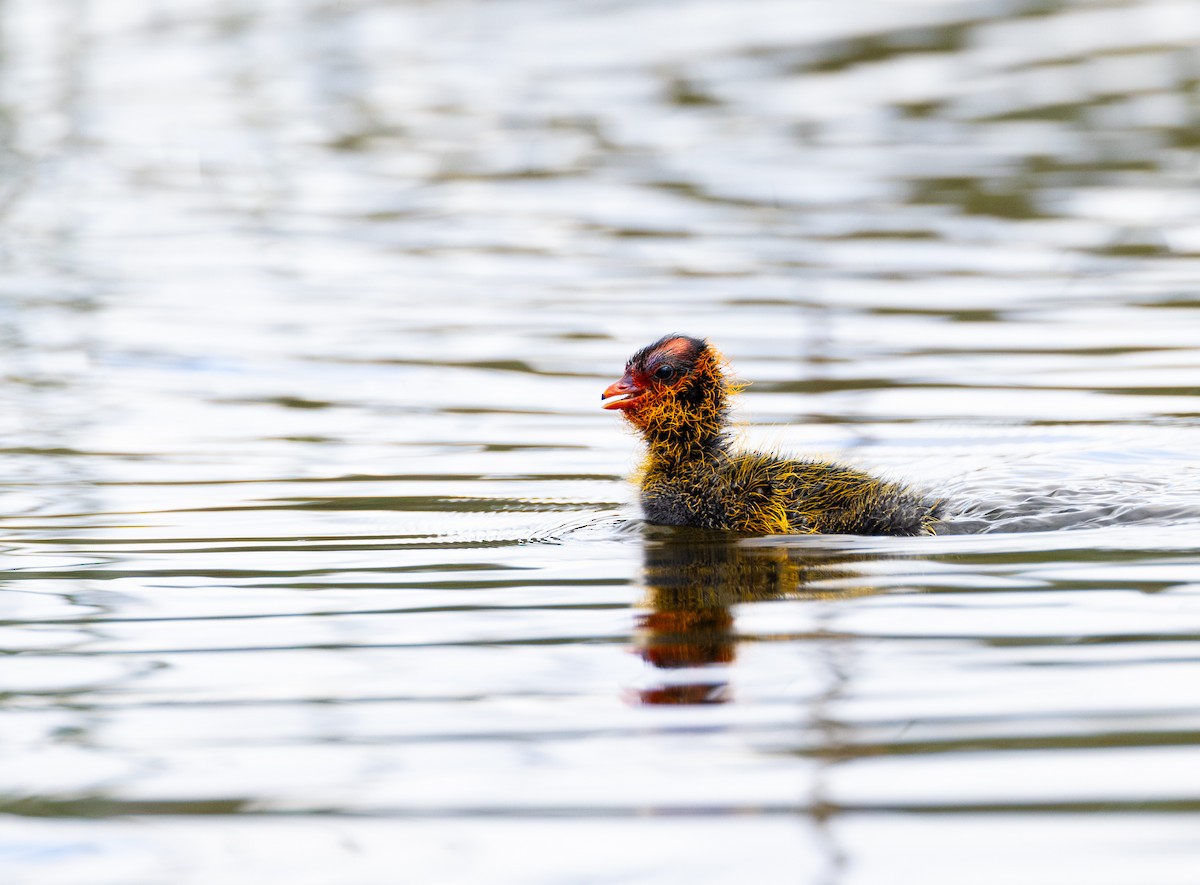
[602,335,734,446]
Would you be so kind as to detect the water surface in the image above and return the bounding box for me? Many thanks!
[2,0,1200,882]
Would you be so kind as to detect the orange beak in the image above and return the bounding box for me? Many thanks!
[601,372,645,410]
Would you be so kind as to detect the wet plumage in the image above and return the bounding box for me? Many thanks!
[602,335,942,536]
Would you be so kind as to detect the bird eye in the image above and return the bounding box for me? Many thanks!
[653,364,675,381]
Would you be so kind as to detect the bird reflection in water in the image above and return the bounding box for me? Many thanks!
[631,526,878,705]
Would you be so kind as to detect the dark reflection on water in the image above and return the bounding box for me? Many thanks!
[634,528,876,705]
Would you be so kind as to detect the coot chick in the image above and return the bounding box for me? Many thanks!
[602,335,942,536]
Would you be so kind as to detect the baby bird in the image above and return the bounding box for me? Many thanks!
[602,335,942,536]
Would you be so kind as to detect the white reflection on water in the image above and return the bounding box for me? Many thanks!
[1,0,1200,882]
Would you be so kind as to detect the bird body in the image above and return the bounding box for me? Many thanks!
[603,335,942,536]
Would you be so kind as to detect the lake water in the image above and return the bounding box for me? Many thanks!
[2,0,1200,882]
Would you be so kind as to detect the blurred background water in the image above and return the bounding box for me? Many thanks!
[2,0,1200,882]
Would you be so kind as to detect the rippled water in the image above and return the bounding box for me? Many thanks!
[3,0,1200,882]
